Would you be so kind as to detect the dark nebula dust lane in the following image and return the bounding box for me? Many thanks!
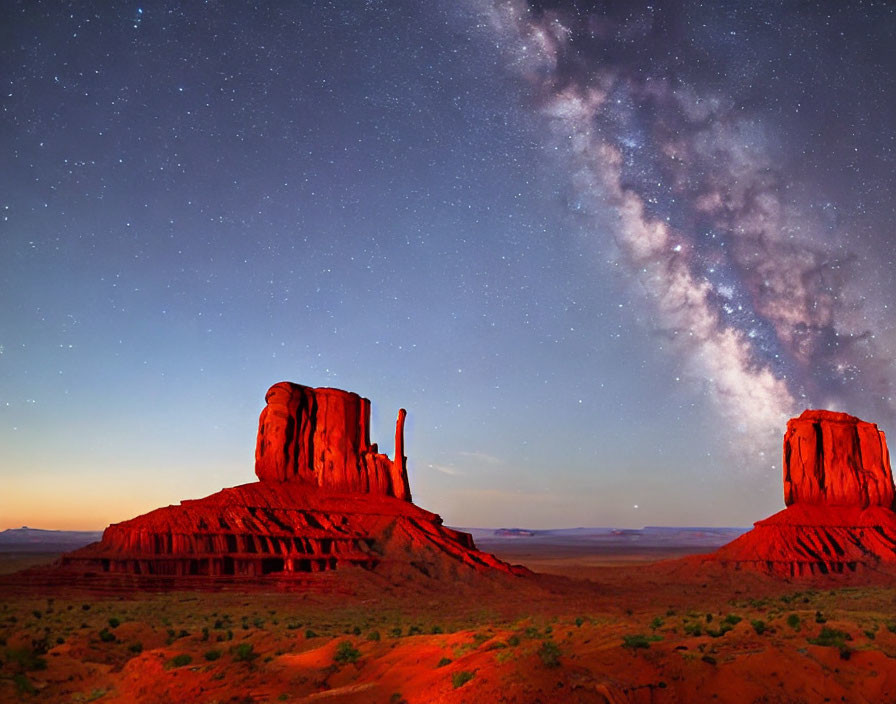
[486,0,896,440]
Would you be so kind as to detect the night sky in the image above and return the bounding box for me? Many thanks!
[3,1,895,531]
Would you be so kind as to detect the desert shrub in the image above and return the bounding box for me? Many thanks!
[575,616,585,627]
[334,640,361,664]
[108,617,120,628]
[128,642,143,654]
[706,624,733,638]
[233,643,257,662]
[722,614,741,626]
[352,625,361,636]
[390,627,403,638]
[407,625,423,636]
[201,627,209,641]
[366,630,381,642]
[431,625,443,634]
[808,627,853,659]
[683,622,702,637]
[98,628,116,643]
[815,611,826,624]
[6,648,47,672]
[204,650,221,661]
[437,657,452,668]
[751,620,767,635]
[167,653,192,668]
[524,626,540,639]
[537,640,561,668]
[705,614,713,623]
[452,670,475,688]
[304,629,318,639]
[472,633,489,646]
[865,629,876,640]
[506,634,521,647]
[886,622,896,634]
[13,673,36,695]
[650,617,664,631]
[286,622,301,630]
[32,611,42,619]
[786,614,801,630]
[622,634,653,650]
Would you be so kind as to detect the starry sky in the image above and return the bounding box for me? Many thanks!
[3,1,895,531]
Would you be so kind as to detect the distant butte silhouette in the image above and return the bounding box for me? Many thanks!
[707,410,896,577]
[57,382,524,583]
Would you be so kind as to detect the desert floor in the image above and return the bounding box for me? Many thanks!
[2,544,896,703]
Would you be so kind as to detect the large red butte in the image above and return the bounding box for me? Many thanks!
[59,383,521,582]
[710,410,896,576]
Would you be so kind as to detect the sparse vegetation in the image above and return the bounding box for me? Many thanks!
[204,649,222,661]
[167,653,193,668]
[334,640,361,664]
[786,614,801,630]
[537,640,561,667]
[452,670,475,688]
[622,634,658,650]
[751,620,767,635]
[808,627,853,659]
[437,657,452,668]
[233,643,257,662]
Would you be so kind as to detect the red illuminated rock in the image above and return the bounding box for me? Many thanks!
[783,410,894,509]
[703,409,896,577]
[254,382,411,501]
[52,382,523,585]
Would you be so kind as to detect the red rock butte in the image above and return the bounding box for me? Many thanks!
[56,382,523,583]
[707,409,896,577]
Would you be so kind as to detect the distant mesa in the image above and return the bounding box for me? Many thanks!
[52,382,524,584]
[706,409,896,577]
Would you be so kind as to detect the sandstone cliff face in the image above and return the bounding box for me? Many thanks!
[707,409,896,577]
[255,382,411,501]
[54,381,521,584]
[783,409,894,509]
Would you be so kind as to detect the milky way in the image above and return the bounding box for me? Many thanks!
[2,1,895,529]
[487,0,896,444]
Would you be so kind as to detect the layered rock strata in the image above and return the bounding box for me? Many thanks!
[709,410,896,577]
[57,382,522,582]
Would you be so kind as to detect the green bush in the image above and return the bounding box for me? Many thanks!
[108,617,120,628]
[128,642,143,654]
[537,640,561,668]
[722,614,741,626]
[683,622,702,637]
[786,614,800,630]
[233,643,257,662]
[13,673,36,695]
[751,620,767,635]
[334,640,361,664]
[437,657,452,668]
[204,649,221,661]
[168,653,192,668]
[808,627,853,659]
[304,629,318,639]
[6,648,47,671]
[98,628,116,643]
[452,670,475,688]
[366,630,381,642]
[622,634,653,650]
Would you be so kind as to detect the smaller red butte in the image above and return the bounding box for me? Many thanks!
[707,409,896,577]
[784,410,894,508]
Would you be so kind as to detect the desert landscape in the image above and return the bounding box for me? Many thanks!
[5,2,896,703]
[3,384,896,703]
